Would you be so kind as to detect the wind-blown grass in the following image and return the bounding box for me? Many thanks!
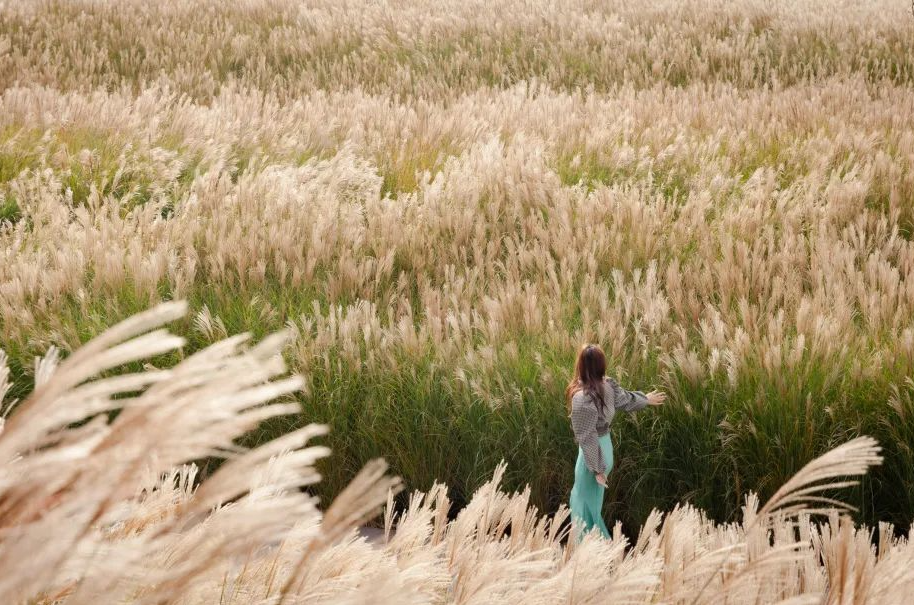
[0,304,911,604]
[2,0,914,536]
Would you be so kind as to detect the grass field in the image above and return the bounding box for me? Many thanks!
[2,0,914,546]
[1,302,910,603]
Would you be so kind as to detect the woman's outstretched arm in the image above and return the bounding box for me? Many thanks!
[608,377,666,412]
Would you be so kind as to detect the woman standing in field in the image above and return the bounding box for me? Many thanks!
[568,344,666,539]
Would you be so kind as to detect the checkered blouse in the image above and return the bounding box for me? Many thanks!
[569,377,649,475]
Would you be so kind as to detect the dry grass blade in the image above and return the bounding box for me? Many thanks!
[689,436,885,605]
[0,300,388,604]
[759,437,883,519]
[279,459,404,601]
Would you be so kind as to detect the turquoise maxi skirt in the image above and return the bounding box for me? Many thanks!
[569,433,614,540]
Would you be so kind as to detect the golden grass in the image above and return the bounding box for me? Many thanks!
[2,0,914,592]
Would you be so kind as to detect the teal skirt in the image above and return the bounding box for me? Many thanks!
[569,433,614,540]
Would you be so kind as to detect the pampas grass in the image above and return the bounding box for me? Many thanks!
[2,0,914,538]
[0,304,911,604]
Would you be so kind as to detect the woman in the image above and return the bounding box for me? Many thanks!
[567,344,666,539]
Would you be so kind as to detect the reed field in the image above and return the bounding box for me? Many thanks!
[0,302,911,604]
[1,1,914,595]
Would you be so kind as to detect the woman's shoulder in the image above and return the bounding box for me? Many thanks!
[570,389,589,403]
[603,376,621,390]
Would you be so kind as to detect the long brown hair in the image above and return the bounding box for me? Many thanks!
[565,344,607,413]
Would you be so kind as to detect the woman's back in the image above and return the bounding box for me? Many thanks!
[566,344,665,540]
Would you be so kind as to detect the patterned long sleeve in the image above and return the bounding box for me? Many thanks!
[570,396,605,475]
[608,378,649,412]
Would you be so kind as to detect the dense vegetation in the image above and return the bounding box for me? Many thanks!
[2,0,914,537]
[2,303,906,604]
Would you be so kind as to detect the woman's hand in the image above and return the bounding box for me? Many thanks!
[646,390,667,406]
[595,473,608,487]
